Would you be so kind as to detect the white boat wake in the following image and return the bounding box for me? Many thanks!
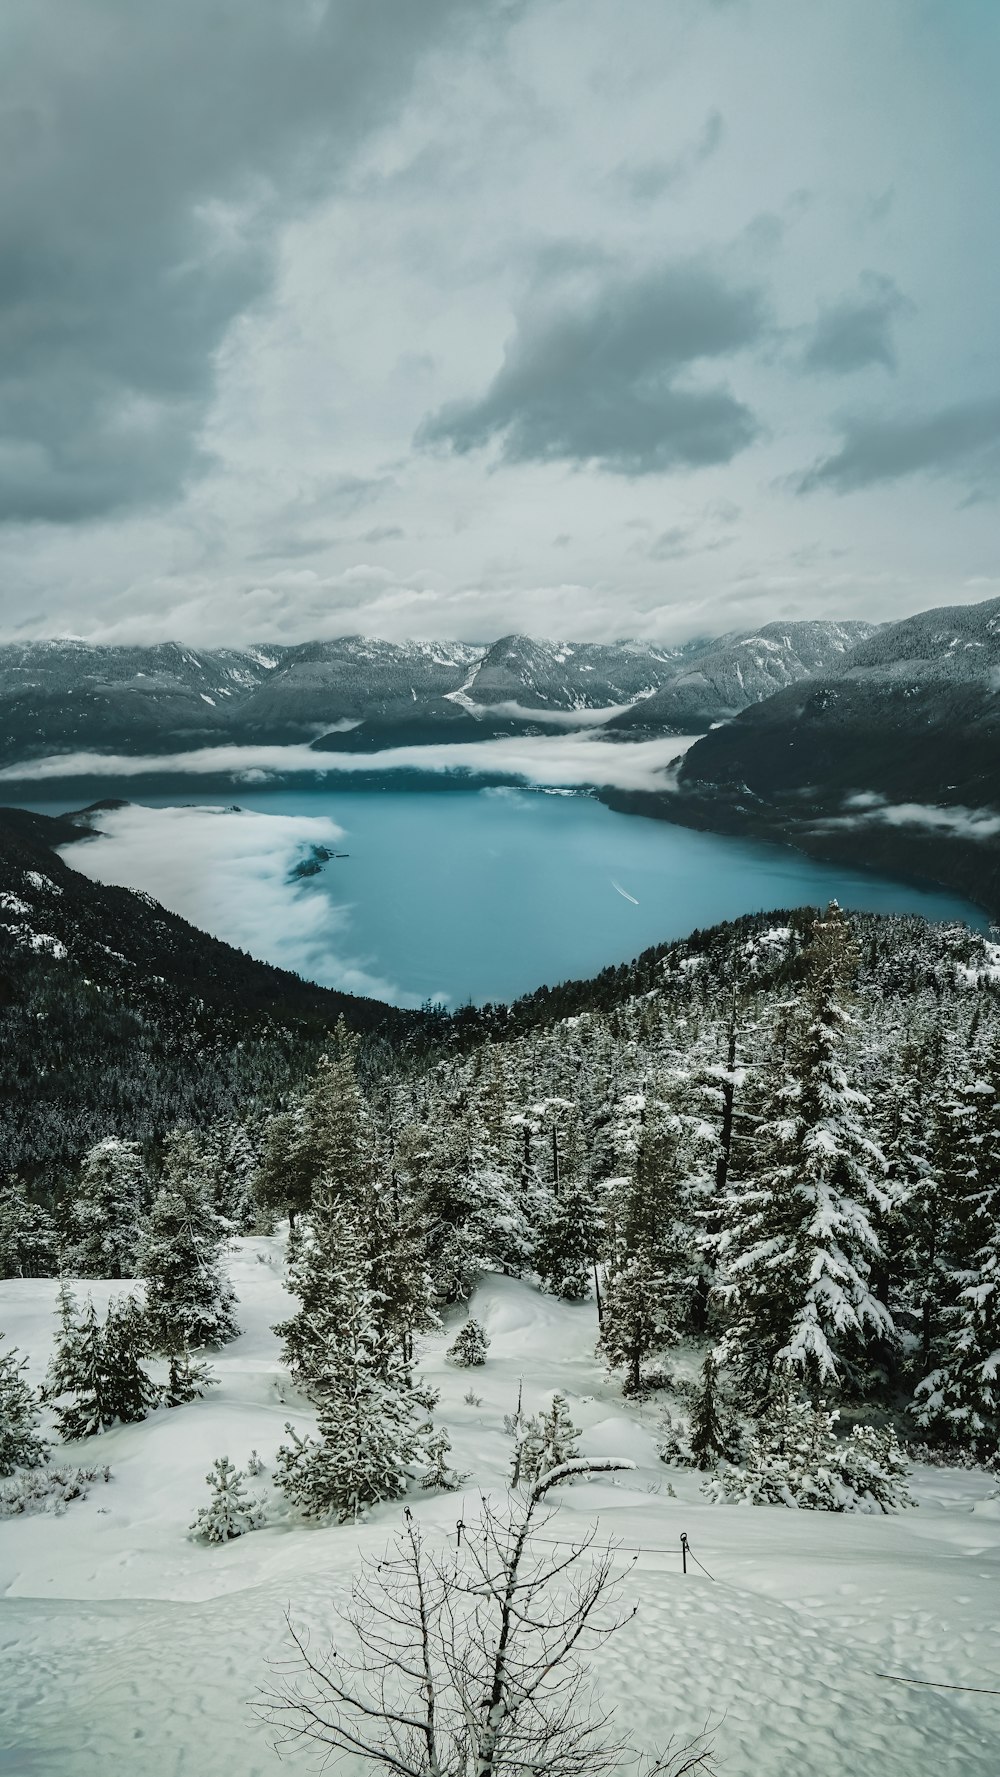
[611,878,639,905]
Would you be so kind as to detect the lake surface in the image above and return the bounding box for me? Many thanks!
[22,784,992,1007]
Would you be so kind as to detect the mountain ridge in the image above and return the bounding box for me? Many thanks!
[0,622,879,766]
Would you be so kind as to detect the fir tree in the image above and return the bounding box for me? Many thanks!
[62,1137,147,1279]
[140,1130,239,1353]
[100,1294,159,1424]
[277,1236,428,1523]
[511,1392,581,1487]
[687,1352,739,1471]
[534,1175,600,1301]
[163,1343,216,1407]
[190,1456,265,1543]
[446,1318,490,1367]
[715,904,894,1401]
[46,1288,110,1440]
[0,1336,48,1475]
[45,1286,156,1438]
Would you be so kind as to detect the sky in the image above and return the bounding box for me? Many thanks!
[2,0,999,648]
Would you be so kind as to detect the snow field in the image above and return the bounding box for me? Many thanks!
[1,1235,999,1776]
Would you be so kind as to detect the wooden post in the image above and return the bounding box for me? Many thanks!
[680,1532,689,1574]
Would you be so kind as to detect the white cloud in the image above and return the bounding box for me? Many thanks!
[822,800,1000,841]
[2,732,699,792]
[58,804,417,1003]
[2,1,999,643]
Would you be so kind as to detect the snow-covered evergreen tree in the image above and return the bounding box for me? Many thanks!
[446,1318,490,1367]
[914,1229,1000,1459]
[276,1229,429,1523]
[534,1175,600,1301]
[511,1392,581,1487]
[61,1137,147,1279]
[45,1288,110,1441]
[706,1386,911,1513]
[140,1130,239,1353]
[601,1100,697,1392]
[190,1456,264,1543]
[419,1426,464,1493]
[0,1187,58,1279]
[100,1294,159,1424]
[45,1285,156,1438]
[0,1336,48,1475]
[715,904,894,1402]
[688,1352,740,1470]
[163,1344,216,1408]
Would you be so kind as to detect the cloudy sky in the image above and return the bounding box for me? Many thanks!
[3,0,998,647]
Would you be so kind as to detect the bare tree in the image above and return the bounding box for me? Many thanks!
[257,1457,714,1777]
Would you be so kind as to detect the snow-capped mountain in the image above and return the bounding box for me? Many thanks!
[608,621,876,732]
[661,594,1000,917]
[458,634,699,709]
[680,596,1000,807]
[0,628,879,764]
[0,641,285,762]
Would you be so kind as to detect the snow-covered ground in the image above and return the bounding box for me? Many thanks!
[2,1239,999,1776]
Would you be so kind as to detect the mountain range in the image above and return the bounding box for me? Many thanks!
[0,623,875,764]
[5,595,1000,917]
[612,595,1000,919]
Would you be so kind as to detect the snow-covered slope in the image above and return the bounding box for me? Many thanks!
[2,1246,998,1777]
[609,620,876,731]
[462,634,694,709]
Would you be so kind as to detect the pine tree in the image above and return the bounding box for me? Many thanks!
[254,1109,314,1231]
[0,1186,58,1279]
[101,1295,159,1424]
[914,1252,1000,1459]
[446,1318,490,1367]
[534,1176,600,1301]
[294,1030,376,1211]
[601,1101,696,1392]
[45,1286,156,1439]
[419,1426,464,1493]
[190,1456,264,1543]
[687,1352,739,1470]
[163,1343,216,1407]
[62,1137,147,1279]
[275,1188,355,1394]
[707,1384,912,1512]
[0,1336,48,1475]
[511,1392,581,1487]
[46,1289,110,1440]
[140,1130,240,1354]
[715,904,894,1402]
[277,1232,429,1523]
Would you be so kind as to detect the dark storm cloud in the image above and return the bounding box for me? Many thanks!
[801,272,912,375]
[798,395,1000,494]
[417,258,765,475]
[0,0,471,525]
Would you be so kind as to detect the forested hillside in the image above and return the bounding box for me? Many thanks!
[0,806,427,1193]
[9,895,1000,1466]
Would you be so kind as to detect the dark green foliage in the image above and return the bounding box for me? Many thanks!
[45,1284,156,1440]
[0,1336,48,1475]
[446,1318,489,1366]
[688,1354,739,1471]
[0,1185,58,1278]
[140,1131,240,1353]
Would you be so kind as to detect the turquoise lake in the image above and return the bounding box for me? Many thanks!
[25,784,990,1007]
